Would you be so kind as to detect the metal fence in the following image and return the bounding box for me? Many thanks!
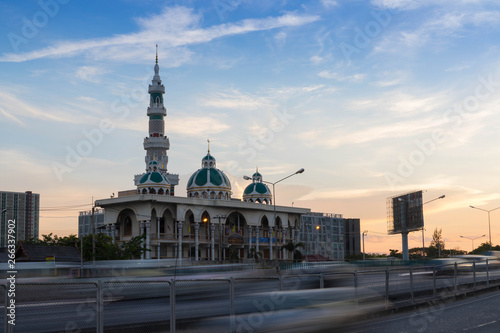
[4,259,500,332]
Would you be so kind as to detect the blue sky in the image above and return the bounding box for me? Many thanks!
[2,0,500,253]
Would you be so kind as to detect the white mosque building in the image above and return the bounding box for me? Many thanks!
[95,51,310,261]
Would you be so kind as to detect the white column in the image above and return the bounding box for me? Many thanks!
[248,226,252,258]
[145,221,151,259]
[140,221,145,259]
[210,223,215,261]
[111,224,116,244]
[282,228,287,260]
[269,227,274,260]
[194,222,200,261]
[177,221,183,261]
[218,223,224,261]
[256,226,260,255]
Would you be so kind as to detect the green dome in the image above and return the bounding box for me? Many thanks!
[244,183,270,195]
[203,154,215,161]
[187,167,231,188]
[139,172,170,185]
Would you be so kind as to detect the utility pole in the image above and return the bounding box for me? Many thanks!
[91,197,95,266]
[362,230,368,261]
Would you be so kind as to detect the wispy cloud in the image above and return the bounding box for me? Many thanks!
[75,66,108,83]
[200,89,275,110]
[318,71,365,82]
[321,0,339,9]
[0,105,25,126]
[0,6,320,63]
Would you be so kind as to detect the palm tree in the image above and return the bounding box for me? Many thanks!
[283,241,305,261]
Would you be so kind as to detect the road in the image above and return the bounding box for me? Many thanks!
[4,263,500,332]
[345,290,500,333]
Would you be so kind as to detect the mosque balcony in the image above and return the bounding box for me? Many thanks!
[147,106,166,116]
[144,136,170,149]
[148,84,165,94]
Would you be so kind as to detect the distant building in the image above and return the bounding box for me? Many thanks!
[0,191,40,247]
[78,209,106,238]
[343,218,361,256]
[16,241,81,262]
[299,213,345,261]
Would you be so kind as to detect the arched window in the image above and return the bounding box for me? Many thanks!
[124,216,132,236]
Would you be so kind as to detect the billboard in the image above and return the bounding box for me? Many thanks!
[387,191,424,234]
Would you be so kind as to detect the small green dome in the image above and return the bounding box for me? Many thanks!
[139,171,170,185]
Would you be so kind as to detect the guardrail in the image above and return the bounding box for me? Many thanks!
[3,259,500,332]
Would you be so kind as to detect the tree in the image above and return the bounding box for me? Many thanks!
[389,249,402,259]
[472,242,500,254]
[23,233,78,247]
[283,241,305,261]
[121,235,147,259]
[428,228,445,258]
[409,247,424,259]
[81,233,122,261]
[248,248,263,260]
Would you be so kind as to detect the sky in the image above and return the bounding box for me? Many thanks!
[1,0,500,254]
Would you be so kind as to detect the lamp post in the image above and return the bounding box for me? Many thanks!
[460,234,485,254]
[422,195,445,262]
[362,230,368,261]
[469,205,500,251]
[214,215,226,261]
[244,168,304,260]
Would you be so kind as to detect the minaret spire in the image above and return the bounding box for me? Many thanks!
[134,46,179,195]
[207,139,210,153]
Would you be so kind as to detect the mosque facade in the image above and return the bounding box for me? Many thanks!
[96,53,309,261]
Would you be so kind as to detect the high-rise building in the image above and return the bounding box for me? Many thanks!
[299,213,345,261]
[78,208,106,238]
[343,218,361,256]
[0,191,40,247]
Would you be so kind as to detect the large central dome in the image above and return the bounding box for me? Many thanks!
[187,150,232,200]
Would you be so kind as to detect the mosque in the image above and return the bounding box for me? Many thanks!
[95,51,310,261]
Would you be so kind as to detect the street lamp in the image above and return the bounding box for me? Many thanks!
[362,230,368,261]
[470,205,500,251]
[243,168,304,260]
[460,235,485,254]
[422,195,445,262]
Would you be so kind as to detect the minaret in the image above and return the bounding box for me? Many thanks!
[135,46,179,195]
